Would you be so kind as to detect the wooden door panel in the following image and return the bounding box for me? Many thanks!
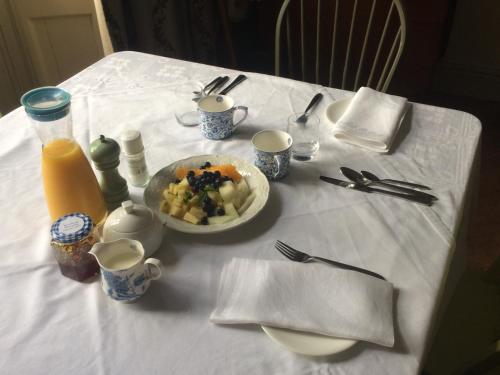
[11,0,105,86]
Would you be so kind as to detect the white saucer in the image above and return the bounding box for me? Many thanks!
[325,97,352,124]
[261,325,357,356]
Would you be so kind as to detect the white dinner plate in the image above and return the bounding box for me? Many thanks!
[144,154,270,234]
[262,325,357,356]
[325,97,352,124]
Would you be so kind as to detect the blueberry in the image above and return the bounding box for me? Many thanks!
[200,217,208,225]
[187,170,195,177]
[217,207,225,216]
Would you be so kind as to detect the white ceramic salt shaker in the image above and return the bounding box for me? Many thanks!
[121,129,150,187]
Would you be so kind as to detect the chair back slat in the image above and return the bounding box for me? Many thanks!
[377,26,401,91]
[315,0,322,83]
[328,0,339,87]
[354,0,377,91]
[300,0,305,80]
[276,0,406,93]
[341,0,358,90]
[286,12,294,76]
[366,1,394,88]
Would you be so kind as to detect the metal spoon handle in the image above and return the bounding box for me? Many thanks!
[303,93,323,115]
[204,76,223,92]
[219,74,247,95]
[375,181,437,200]
[382,179,431,190]
[368,187,433,205]
[207,76,229,95]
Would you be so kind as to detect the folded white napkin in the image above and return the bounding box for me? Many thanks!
[210,258,394,347]
[333,87,408,153]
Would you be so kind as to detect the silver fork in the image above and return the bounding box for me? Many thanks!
[275,240,385,280]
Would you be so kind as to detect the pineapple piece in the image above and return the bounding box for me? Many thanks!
[177,189,186,199]
[183,211,200,225]
[219,181,236,203]
[237,192,255,215]
[208,215,235,225]
[160,200,170,214]
[188,206,205,220]
[169,204,187,218]
[173,196,185,207]
[187,194,199,208]
[168,183,176,194]
[223,202,239,217]
[163,191,176,204]
[178,177,189,189]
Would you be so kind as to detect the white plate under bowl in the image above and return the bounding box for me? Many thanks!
[325,97,352,124]
[144,154,270,234]
[262,325,357,356]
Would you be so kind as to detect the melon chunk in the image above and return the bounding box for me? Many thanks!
[233,178,250,208]
[219,181,236,203]
[223,202,239,217]
[237,192,256,215]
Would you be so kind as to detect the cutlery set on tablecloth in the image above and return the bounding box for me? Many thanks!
[192,74,247,101]
[321,167,437,206]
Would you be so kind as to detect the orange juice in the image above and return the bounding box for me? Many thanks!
[42,139,107,224]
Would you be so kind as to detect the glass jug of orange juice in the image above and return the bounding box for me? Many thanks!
[21,87,107,225]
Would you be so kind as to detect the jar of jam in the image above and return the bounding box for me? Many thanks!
[50,212,100,281]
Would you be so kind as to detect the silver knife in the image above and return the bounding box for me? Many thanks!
[319,176,433,205]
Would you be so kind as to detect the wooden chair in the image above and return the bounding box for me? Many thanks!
[275,0,407,92]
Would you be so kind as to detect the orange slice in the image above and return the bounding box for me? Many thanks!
[175,164,242,181]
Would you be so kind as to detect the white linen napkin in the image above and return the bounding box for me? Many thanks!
[210,258,395,347]
[333,87,408,153]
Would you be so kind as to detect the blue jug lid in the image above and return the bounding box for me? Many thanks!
[51,212,93,244]
[21,87,71,122]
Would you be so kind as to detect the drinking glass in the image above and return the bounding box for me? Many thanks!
[174,81,204,126]
[287,113,320,161]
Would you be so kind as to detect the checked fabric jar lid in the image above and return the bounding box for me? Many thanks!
[50,212,93,244]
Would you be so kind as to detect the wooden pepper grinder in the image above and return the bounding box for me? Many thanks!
[90,135,130,211]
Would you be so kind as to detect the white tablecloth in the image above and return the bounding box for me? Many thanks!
[0,51,481,374]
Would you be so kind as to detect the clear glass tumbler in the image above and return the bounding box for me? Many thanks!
[287,113,320,161]
[174,81,204,127]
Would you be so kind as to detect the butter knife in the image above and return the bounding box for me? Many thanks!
[319,176,433,205]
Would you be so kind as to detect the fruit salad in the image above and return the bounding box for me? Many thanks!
[160,162,255,225]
